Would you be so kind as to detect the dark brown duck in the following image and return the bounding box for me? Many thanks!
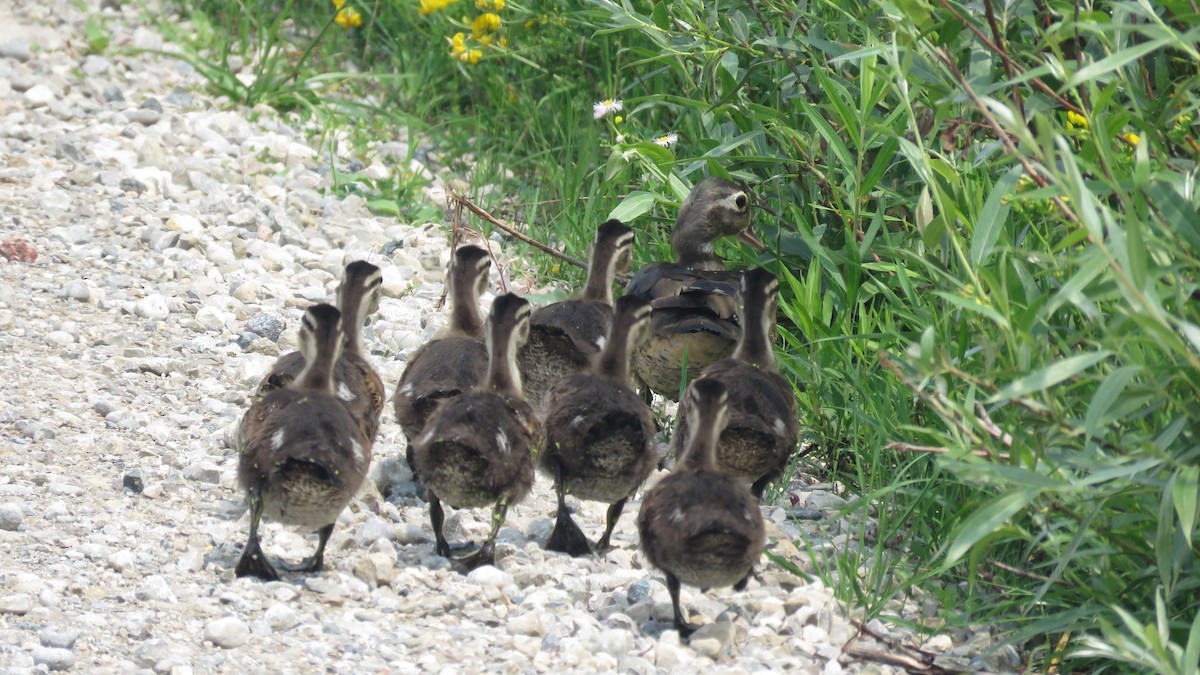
[393,245,492,475]
[637,378,765,637]
[672,268,798,498]
[246,260,385,442]
[236,303,372,581]
[410,293,539,573]
[538,294,657,557]
[518,220,634,409]
[626,177,765,400]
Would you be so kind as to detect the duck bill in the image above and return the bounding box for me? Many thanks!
[738,229,767,252]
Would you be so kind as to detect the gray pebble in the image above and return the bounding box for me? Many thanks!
[126,108,162,125]
[246,312,284,342]
[626,579,651,605]
[103,85,125,102]
[124,468,144,494]
[0,42,33,61]
[120,177,148,195]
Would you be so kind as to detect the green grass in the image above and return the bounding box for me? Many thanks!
[145,0,1200,670]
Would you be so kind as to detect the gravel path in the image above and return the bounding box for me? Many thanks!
[0,2,1018,673]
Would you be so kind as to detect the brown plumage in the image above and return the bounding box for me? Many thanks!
[393,245,492,475]
[538,295,657,557]
[246,260,385,442]
[236,303,372,581]
[637,378,765,638]
[518,220,634,409]
[626,177,765,400]
[410,293,539,573]
[672,268,798,498]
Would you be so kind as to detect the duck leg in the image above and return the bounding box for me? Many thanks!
[594,498,627,553]
[235,488,279,581]
[666,572,700,638]
[429,494,452,558]
[405,445,425,497]
[277,523,334,573]
[453,497,509,573]
[544,458,593,557]
[750,469,780,501]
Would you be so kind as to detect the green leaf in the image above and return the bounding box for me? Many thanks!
[1144,179,1200,253]
[1184,608,1200,675]
[990,351,1112,402]
[608,191,659,222]
[365,199,401,217]
[943,489,1040,568]
[1084,366,1141,440]
[934,291,1009,327]
[1064,37,1172,88]
[970,166,1022,266]
[1173,465,1199,547]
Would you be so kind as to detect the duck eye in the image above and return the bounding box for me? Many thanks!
[735,194,748,210]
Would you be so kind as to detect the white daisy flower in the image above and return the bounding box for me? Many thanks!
[653,132,678,147]
[593,98,624,119]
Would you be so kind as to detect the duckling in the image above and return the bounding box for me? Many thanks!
[538,295,657,557]
[518,220,634,408]
[626,177,765,400]
[236,303,372,581]
[393,245,491,475]
[672,268,798,498]
[249,260,385,441]
[636,378,765,638]
[410,293,538,572]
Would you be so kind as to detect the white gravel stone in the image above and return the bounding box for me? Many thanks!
[39,626,81,649]
[0,502,23,530]
[204,616,249,648]
[467,565,514,589]
[137,574,179,603]
[24,83,55,106]
[135,294,171,320]
[0,593,34,615]
[30,646,75,671]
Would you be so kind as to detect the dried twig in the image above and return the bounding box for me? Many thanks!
[974,401,1013,447]
[887,441,1010,461]
[447,190,588,272]
[981,0,1025,121]
[986,559,1077,588]
[842,620,968,674]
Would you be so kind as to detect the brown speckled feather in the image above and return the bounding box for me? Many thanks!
[412,391,536,509]
[394,336,488,440]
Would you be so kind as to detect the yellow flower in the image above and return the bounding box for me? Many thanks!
[472,12,501,36]
[419,0,458,15]
[468,49,482,64]
[335,6,362,28]
[449,32,467,56]
[1119,131,1140,146]
[332,0,346,8]
[1066,110,1088,129]
[614,115,623,124]
[475,0,504,8]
